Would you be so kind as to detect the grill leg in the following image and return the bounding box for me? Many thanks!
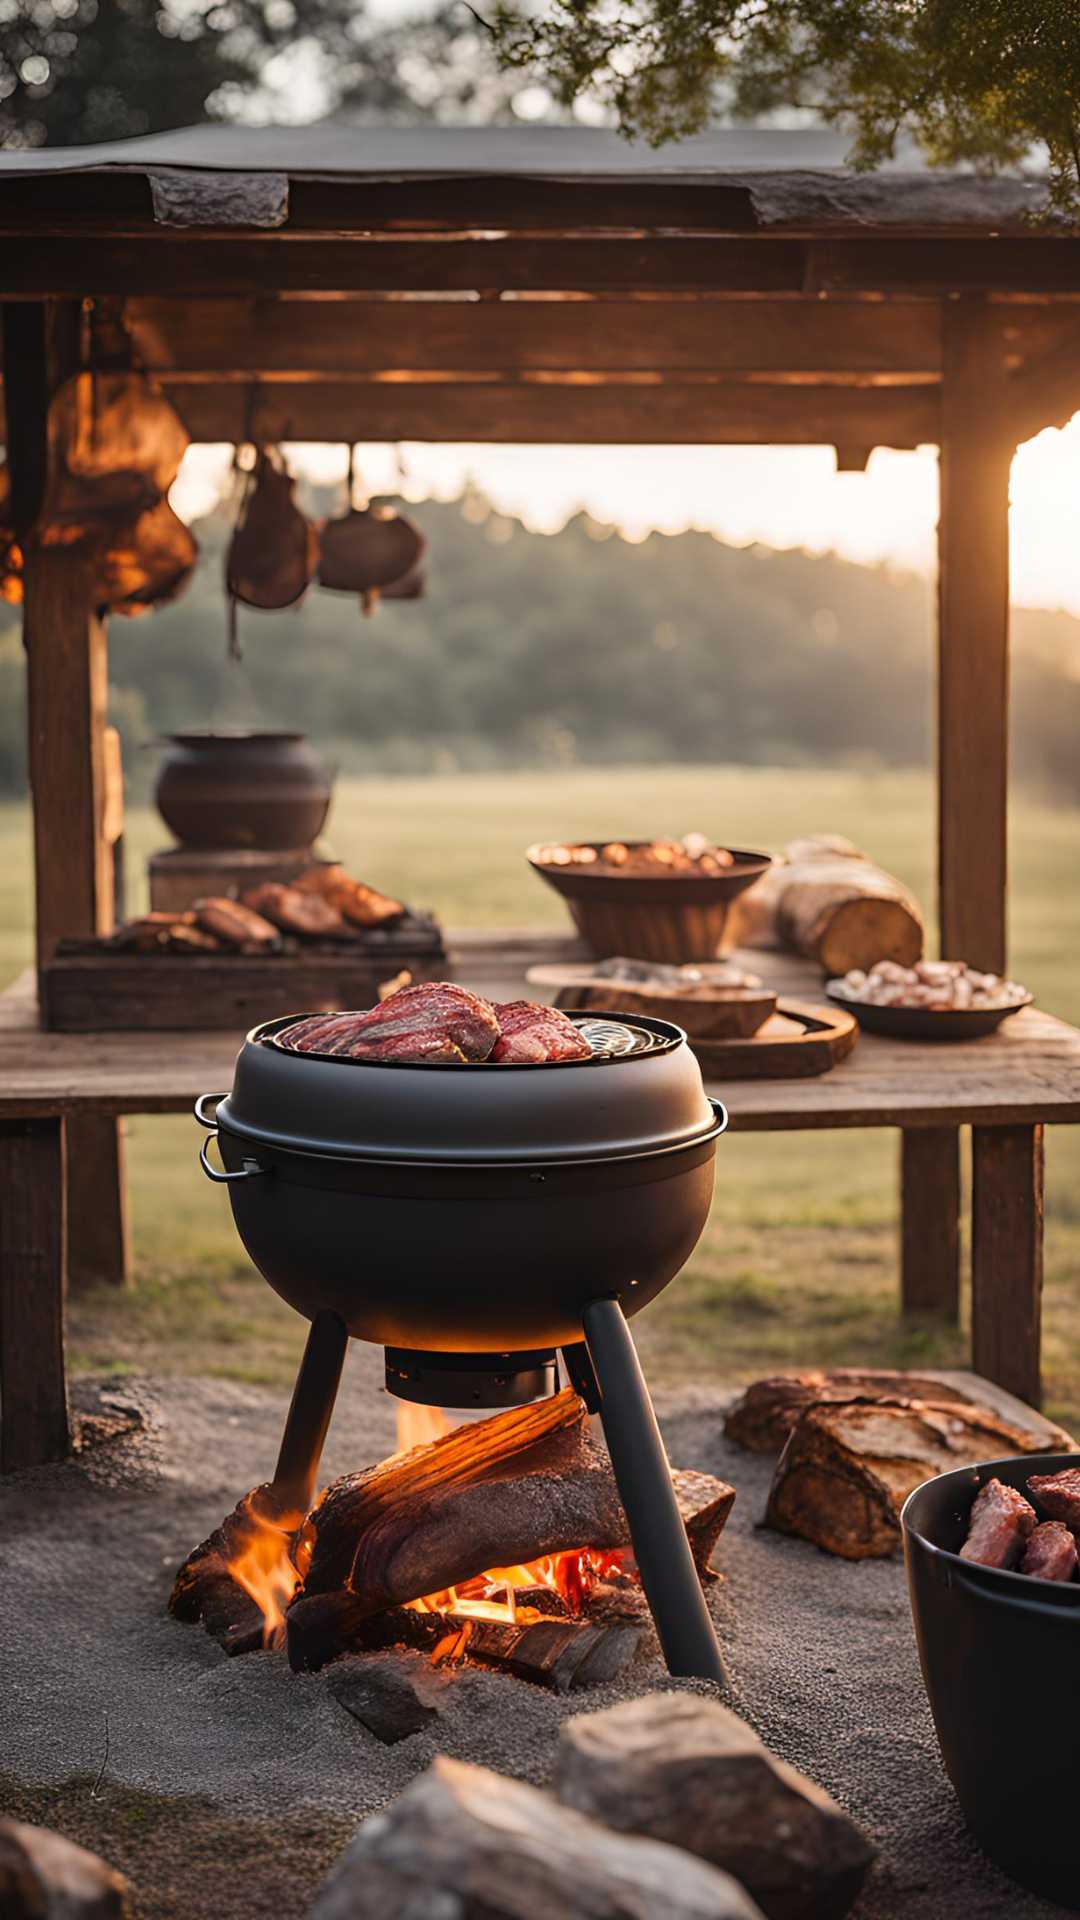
[272,1311,349,1514]
[581,1297,727,1685]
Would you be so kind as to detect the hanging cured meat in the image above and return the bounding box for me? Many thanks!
[47,371,190,522]
[318,502,425,597]
[95,498,199,617]
[226,448,318,616]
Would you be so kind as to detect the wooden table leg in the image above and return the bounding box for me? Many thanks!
[972,1124,1044,1407]
[0,1117,71,1471]
[67,1113,130,1289]
[900,1127,961,1320]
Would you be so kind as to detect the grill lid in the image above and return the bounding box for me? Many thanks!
[216,1008,723,1165]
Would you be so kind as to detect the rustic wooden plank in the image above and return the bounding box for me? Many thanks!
[165,378,938,447]
[937,302,1014,974]
[1006,321,1080,440]
[24,542,114,968]
[810,238,1080,296]
[124,295,944,378]
[0,234,808,299]
[0,1117,70,1471]
[900,1126,961,1320]
[971,1123,1044,1406]
[66,1112,130,1290]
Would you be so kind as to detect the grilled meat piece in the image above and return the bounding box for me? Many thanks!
[109,911,194,953]
[279,983,500,1063]
[295,864,405,929]
[192,897,281,950]
[242,883,348,939]
[490,1000,592,1064]
[1020,1521,1078,1582]
[165,923,222,953]
[959,1477,1036,1569]
[1027,1466,1080,1529]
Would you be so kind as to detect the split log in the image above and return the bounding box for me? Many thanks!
[327,1653,447,1743]
[287,1593,451,1672]
[308,1755,766,1920]
[765,1396,1060,1559]
[730,835,923,974]
[0,1818,132,1919]
[455,1617,643,1694]
[169,1481,304,1651]
[303,1387,735,1615]
[556,1694,874,1920]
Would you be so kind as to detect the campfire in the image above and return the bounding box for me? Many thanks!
[171,1387,734,1690]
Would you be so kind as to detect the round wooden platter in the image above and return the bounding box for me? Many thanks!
[688,1000,858,1079]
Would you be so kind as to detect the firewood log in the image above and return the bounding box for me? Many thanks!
[556,1694,874,1920]
[729,834,923,974]
[764,1396,1059,1559]
[307,1755,765,1920]
[303,1388,735,1615]
[726,1369,979,1453]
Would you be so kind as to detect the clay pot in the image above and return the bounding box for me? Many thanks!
[155,730,332,851]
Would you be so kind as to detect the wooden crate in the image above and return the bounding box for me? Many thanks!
[41,922,446,1031]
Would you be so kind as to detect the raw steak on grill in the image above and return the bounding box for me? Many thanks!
[1020,1521,1077,1582]
[1027,1467,1080,1530]
[279,983,500,1063]
[959,1478,1036,1569]
[490,1001,592,1064]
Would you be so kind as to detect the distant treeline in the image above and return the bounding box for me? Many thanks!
[2,491,1079,799]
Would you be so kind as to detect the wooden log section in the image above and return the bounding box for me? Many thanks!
[0,1117,70,1472]
[900,1127,960,1321]
[306,1754,763,1920]
[303,1386,735,1615]
[971,1124,1044,1407]
[938,301,1014,975]
[732,835,923,975]
[764,1393,1059,1559]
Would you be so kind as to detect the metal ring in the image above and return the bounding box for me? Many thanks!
[709,1098,729,1134]
[198,1132,267,1184]
[194,1093,227,1129]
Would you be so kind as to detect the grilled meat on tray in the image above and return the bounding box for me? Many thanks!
[242,882,349,939]
[280,983,501,1062]
[491,1001,592,1063]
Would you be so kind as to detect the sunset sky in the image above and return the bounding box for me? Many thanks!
[173,412,1080,619]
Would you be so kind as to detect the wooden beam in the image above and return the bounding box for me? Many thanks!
[24,542,114,968]
[971,1124,1044,1406]
[1006,320,1080,441]
[937,302,1014,973]
[123,295,943,380]
[900,1128,961,1321]
[0,1117,69,1471]
[810,238,1080,297]
[165,378,939,447]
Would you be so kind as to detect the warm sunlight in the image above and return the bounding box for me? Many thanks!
[171,413,1080,617]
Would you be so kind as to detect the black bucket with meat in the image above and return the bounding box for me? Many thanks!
[903,1452,1080,1908]
[196,983,726,1353]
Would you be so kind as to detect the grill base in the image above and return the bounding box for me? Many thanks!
[385,1345,558,1409]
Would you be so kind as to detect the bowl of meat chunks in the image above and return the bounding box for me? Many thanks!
[903,1453,1080,1906]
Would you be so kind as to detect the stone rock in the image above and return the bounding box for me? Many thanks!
[326,1652,446,1744]
[555,1694,874,1920]
[0,1818,132,1918]
[308,1753,765,1920]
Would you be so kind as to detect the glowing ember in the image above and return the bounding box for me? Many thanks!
[225,1493,312,1649]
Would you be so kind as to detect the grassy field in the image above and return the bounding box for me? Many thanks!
[4,762,1080,1425]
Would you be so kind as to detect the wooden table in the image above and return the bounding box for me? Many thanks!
[3,933,1080,1472]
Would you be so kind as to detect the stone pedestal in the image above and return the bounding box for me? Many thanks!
[148,844,333,913]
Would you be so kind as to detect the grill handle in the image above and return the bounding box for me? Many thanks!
[194,1092,228,1129]
[198,1132,268,1184]
[709,1098,729,1134]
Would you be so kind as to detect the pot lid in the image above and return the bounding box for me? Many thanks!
[215,1009,724,1165]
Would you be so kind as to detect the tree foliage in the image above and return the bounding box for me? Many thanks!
[491,1,1080,218]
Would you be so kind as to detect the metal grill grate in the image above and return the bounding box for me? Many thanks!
[577,1016,673,1059]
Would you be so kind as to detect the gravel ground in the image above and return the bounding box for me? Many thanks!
[0,1358,1068,1919]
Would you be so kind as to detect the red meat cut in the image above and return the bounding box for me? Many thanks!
[959,1478,1036,1569]
[1020,1521,1077,1582]
[1027,1467,1080,1530]
[490,1001,593,1064]
[278,983,500,1063]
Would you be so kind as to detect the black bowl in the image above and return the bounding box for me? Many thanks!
[903,1453,1080,1907]
[825,988,1031,1040]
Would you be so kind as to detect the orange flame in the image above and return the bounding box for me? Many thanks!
[225,1494,311,1649]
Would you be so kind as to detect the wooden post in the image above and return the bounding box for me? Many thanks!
[900,1127,961,1321]
[971,1124,1044,1407]
[937,301,1015,973]
[0,1118,69,1470]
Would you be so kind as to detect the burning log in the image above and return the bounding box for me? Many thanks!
[169,1483,307,1651]
[555,1694,874,1920]
[303,1387,734,1615]
[764,1396,1061,1559]
[307,1755,765,1920]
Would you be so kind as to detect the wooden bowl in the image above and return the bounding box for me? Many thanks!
[527,843,774,963]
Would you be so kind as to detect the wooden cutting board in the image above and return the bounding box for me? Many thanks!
[686,1000,858,1078]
